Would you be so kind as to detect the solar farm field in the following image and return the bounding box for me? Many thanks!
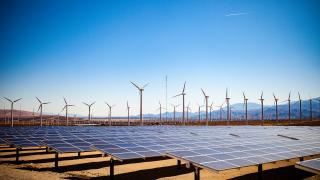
[0,126,320,180]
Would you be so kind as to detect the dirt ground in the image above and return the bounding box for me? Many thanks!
[0,145,319,180]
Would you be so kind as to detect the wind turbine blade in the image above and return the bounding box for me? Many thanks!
[142,83,149,89]
[172,93,182,98]
[3,97,13,103]
[83,102,89,106]
[260,91,263,99]
[63,97,67,104]
[106,102,111,107]
[130,81,140,89]
[127,101,129,108]
[226,88,228,98]
[36,97,41,103]
[62,105,66,112]
[43,102,51,105]
[298,92,301,100]
[273,93,276,100]
[14,98,22,102]
[201,88,206,97]
[288,91,291,100]
[37,105,41,112]
[182,81,186,93]
[90,102,96,106]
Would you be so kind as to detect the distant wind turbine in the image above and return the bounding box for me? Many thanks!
[131,81,149,126]
[288,92,291,124]
[258,91,264,126]
[186,102,191,123]
[61,97,74,126]
[197,103,204,123]
[309,98,313,120]
[225,88,230,125]
[36,97,50,126]
[298,92,302,121]
[208,102,213,122]
[127,101,131,126]
[157,102,166,125]
[171,104,180,123]
[83,102,95,121]
[173,82,186,125]
[243,92,248,125]
[273,93,279,125]
[3,97,22,127]
[201,88,209,126]
[105,102,115,126]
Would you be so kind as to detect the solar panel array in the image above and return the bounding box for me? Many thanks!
[0,126,319,171]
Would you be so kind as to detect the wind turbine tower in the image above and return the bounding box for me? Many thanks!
[201,89,209,126]
[243,92,249,125]
[62,97,74,126]
[106,102,115,126]
[171,104,180,123]
[3,97,22,127]
[258,91,264,126]
[131,81,149,126]
[127,101,131,126]
[173,82,186,125]
[83,102,95,121]
[298,92,302,121]
[288,92,291,124]
[225,89,230,125]
[36,97,50,126]
[273,93,279,125]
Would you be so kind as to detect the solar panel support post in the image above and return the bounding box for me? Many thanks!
[46,147,48,153]
[177,160,181,170]
[194,166,200,180]
[258,164,262,180]
[78,152,81,158]
[300,157,304,161]
[16,147,20,163]
[110,158,115,180]
[55,152,59,170]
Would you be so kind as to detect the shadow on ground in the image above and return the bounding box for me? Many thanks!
[230,165,315,180]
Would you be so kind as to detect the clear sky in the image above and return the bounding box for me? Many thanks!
[1,0,320,116]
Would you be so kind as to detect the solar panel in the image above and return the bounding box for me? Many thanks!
[295,158,320,175]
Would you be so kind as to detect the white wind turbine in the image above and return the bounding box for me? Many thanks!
[105,102,115,126]
[131,81,149,126]
[173,82,186,125]
[36,97,50,126]
[61,97,74,126]
[3,97,22,127]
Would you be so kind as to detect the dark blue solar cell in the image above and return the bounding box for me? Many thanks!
[202,160,236,171]
[186,155,217,164]
[208,153,235,161]
[169,150,200,157]
[137,151,162,157]
[103,148,130,154]
[226,158,255,167]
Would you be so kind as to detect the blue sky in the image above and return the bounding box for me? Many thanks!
[1,0,319,116]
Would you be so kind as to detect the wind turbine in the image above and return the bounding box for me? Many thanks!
[258,91,264,126]
[197,103,204,124]
[171,104,180,123]
[83,102,95,121]
[157,102,166,125]
[309,98,313,121]
[131,81,149,126]
[201,88,209,126]
[243,92,248,125]
[36,97,50,126]
[186,102,191,123]
[61,97,74,126]
[288,92,291,124]
[225,88,230,125]
[3,97,22,127]
[273,93,279,125]
[173,82,186,125]
[298,92,302,121]
[208,102,213,122]
[105,102,115,126]
[127,101,131,126]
